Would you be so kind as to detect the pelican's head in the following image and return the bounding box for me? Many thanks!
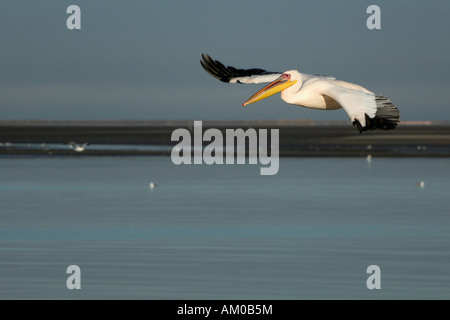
[243,71,299,107]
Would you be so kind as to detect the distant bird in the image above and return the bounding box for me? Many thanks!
[366,154,372,164]
[149,182,157,189]
[68,142,89,152]
[200,54,400,133]
[418,181,425,188]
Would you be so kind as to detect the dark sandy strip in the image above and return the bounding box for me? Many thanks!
[1,120,450,157]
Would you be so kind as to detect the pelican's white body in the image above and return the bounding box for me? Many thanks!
[280,71,377,127]
[231,70,379,127]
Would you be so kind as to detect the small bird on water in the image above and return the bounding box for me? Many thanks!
[68,141,89,152]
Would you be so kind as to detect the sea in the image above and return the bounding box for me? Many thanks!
[1,155,449,299]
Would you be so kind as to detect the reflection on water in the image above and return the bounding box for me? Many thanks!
[1,156,450,299]
[0,143,173,152]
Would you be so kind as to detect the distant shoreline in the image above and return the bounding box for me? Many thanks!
[1,120,450,157]
[0,119,446,126]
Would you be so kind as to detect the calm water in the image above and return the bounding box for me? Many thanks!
[1,156,449,299]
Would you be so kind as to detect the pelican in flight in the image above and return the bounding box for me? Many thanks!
[200,54,400,133]
[68,141,89,152]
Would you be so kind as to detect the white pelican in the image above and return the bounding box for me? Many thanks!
[200,54,400,133]
[68,141,89,152]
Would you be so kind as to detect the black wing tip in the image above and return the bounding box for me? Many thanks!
[200,53,232,83]
[200,53,277,83]
[353,96,400,133]
[374,95,401,129]
[353,115,399,133]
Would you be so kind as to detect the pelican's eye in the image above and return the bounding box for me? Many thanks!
[281,74,290,80]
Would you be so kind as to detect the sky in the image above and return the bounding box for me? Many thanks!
[0,0,449,121]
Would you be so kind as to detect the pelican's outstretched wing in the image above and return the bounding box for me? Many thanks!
[200,54,281,84]
[318,81,400,132]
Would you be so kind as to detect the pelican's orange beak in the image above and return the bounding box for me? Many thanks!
[243,75,297,107]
